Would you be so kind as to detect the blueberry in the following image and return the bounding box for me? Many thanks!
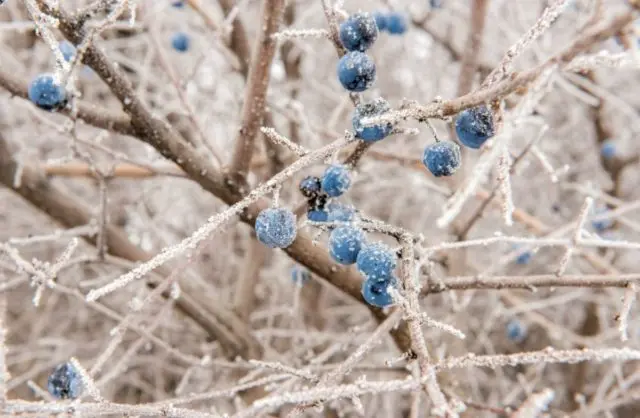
[329,225,365,265]
[171,32,190,52]
[59,40,76,62]
[386,12,407,35]
[339,12,379,52]
[362,276,397,307]
[430,0,443,8]
[321,164,351,197]
[356,242,396,281]
[28,73,67,111]
[337,51,376,92]
[423,141,461,177]
[373,12,387,31]
[352,98,393,142]
[171,0,185,7]
[591,206,613,232]
[255,208,297,248]
[505,319,527,343]
[307,208,329,222]
[291,265,311,284]
[47,362,82,400]
[600,140,616,159]
[455,105,495,149]
[514,248,532,265]
[299,176,322,199]
[327,202,356,222]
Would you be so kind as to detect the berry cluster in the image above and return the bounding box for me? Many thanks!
[299,164,354,222]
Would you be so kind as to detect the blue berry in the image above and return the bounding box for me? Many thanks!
[386,12,407,35]
[172,0,185,7]
[307,208,329,222]
[337,51,376,92]
[362,276,397,307]
[59,40,76,62]
[327,202,356,222]
[47,362,82,400]
[352,98,393,142]
[356,242,396,281]
[506,319,527,343]
[373,12,387,31]
[28,73,67,111]
[171,32,190,52]
[339,12,379,52]
[591,206,613,232]
[299,176,322,199]
[455,105,495,149]
[430,0,443,8]
[321,164,351,197]
[514,248,532,265]
[329,225,365,265]
[291,265,311,284]
[423,141,461,177]
[255,208,297,248]
[600,140,616,159]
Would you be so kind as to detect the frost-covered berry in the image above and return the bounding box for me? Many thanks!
[386,12,407,35]
[28,73,67,111]
[600,139,616,159]
[291,265,311,284]
[171,32,190,52]
[423,141,461,177]
[591,206,613,232]
[255,208,297,248]
[299,176,322,199]
[362,276,397,307]
[337,51,376,92]
[352,98,393,142]
[47,362,82,400]
[373,12,387,31]
[307,208,329,222]
[455,105,495,149]
[506,319,527,343]
[356,242,396,281]
[59,40,76,62]
[327,202,356,222]
[329,225,365,265]
[321,164,351,197]
[339,12,379,52]
[308,193,329,212]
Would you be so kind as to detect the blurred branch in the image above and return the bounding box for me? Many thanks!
[457,0,490,96]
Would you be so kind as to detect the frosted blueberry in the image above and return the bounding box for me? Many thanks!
[299,175,323,199]
[339,12,379,52]
[307,208,329,222]
[362,276,397,307]
[455,105,495,149]
[373,12,387,31]
[506,319,527,343]
[386,12,407,35]
[423,141,461,177]
[171,32,190,52]
[329,225,365,265]
[47,362,82,400]
[28,73,67,111]
[352,98,393,142]
[337,51,376,92]
[515,249,532,265]
[172,0,185,7]
[59,40,76,62]
[321,164,351,197]
[255,208,297,248]
[356,242,396,281]
[327,202,356,222]
[430,0,443,8]
[591,206,613,232]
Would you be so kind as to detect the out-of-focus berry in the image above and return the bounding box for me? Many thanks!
[47,362,82,400]
[291,265,311,285]
[362,276,397,307]
[327,202,356,222]
[171,32,190,52]
[299,176,323,199]
[373,11,387,31]
[356,242,396,281]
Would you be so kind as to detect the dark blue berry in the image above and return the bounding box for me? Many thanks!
[59,40,76,62]
[337,51,376,92]
[600,140,616,159]
[255,208,297,248]
[356,242,396,281]
[506,319,527,343]
[362,276,397,307]
[430,0,443,8]
[307,208,329,222]
[47,362,82,400]
[352,98,393,142]
[386,12,407,35]
[299,176,322,199]
[373,12,387,31]
[171,32,190,52]
[339,12,379,52]
[329,225,365,265]
[291,265,311,284]
[455,105,495,149]
[321,164,351,197]
[172,0,185,8]
[423,141,461,177]
[327,202,356,222]
[28,73,67,111]
[591,206,613,232]
[514,247,532,265]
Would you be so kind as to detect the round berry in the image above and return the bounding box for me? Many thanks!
[321,164,351,197]
[291,265,311,284]
[327,202,356,222]
[329,225,365,265]
[337,51,376,92]
[171,32,190,52]
[352,98,393,142]
[506,319,527,343]
[423,141,461,177]
[47,362,82,400]
[362,276,397,307]
[59,40,76,62]
[299,175,322,199]
[172,0,185,8]
[28,73,67,111]
[373,12,387,31]
[600,139,616,159]
[356,242,396,281]
[455,105,495,149]
[307,208,329,222]
[430,0,443,9]
[339,12,379,52]
[386,12,407,35]
[255,208,297,248]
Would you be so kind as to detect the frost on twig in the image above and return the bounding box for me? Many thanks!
[510,388,555,418]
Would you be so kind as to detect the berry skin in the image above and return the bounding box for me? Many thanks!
[171,32,190,52]
[307,208,329,222]
[600,140,616,159]
[339,12,379,52]
[373,12,387,31]
[505,319,527,343]
[423,141,461,177]
[329,225,365,265]
[337,51,376,92]
[352,98,393,142]
[386,12,407,35]
[299,176,322,199]
[362,276,397,307]
[59,40,76,62]
[356,242,397,281]
[28,73,67,111]
[291,265,311,284]
[255,208,297,248]
[321,164,351,197]
[47,362,82,400]
[327,202,356,222]
[455,105,495,149]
